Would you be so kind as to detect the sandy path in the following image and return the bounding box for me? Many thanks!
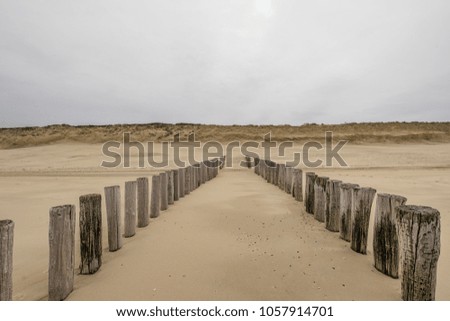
[68,169,399,300]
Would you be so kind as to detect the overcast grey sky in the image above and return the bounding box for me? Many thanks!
[1,0,450,127]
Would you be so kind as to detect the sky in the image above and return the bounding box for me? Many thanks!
[1,0,450,127]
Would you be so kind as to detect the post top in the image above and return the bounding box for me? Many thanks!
[397,205,440,221]
[0,219,14,227]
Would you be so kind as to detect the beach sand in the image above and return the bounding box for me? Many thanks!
[0,142,448,300]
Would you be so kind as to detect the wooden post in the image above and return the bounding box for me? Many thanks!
[79,194,102,274]
[291,169,303,202]
[245,156,251,169]
[265,161,271,183]
[167,170,174,205]
[124,181,137,238]
[49,205,75,301]
[150,175,161,218]
[339,183,359,241]
[179,168,185,198]
[373,193,407,278]
[278,164,285,190]
[0,220,14,301]
[285,167,293,194]
[305,172,317,214]
[160,172,168,211]
[173,169,180,201]
[350,187,376,254]
[254,158,260,175]
[185,166,191,195]
[137,177,149,227]
[313,176,329,222]
[325,180,342,232]
[104,186,122,252]
[397,205,440,301]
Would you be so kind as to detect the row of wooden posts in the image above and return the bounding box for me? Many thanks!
[251,157,441,301]
[0,157,224,301]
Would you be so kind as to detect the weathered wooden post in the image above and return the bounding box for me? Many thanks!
[104,186,122,252]
[49,205,75,300]
[245,156,251,169]
[160,172,168,211]
[137,177,149,227]
[79,194,102,274]
[254,158,260,175]
[260,159,266,180]
[305,172,317,214]
[124,181,137,238]
[350,187,376,254]
[172,169,180,201]
[373,193,407,278]
[339,183,359,241]
[265,161,271,183]
[197,164,203,186]
[325,180,342,232]
[185,166,191,195]
[291,168,303,201]
[285,167,293,194]
[0,219,14,301]
[397,205,440,301]
[179,168,186,198]
[278,164,286,190]
[313,176,329,222]
[167,170,174,205]
[150,175,161,218]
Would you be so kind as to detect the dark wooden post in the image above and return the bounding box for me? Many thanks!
[397,205,440,301]
[104,185,122,252]
[137,177,149,227]
[245,156,251,169]
[173,169,180,201]
[167,170,174,205]
[254,158,260,175]
[305,172,317,214]
[124,181,137,238]
[339,183,359,241]
[49,205,76,300]
[0,220,14,301]
[350,187,377,254]
[184,166,191,195]
[79,194,102,274]
[373,193,407,278]
[179,168,185,198]
[160,172,168,211]
[279,164,286,190]
[150,175,161,218]
[291,169,303,201]
[313,176,329,222]
[325,180,342,232]
[285,167,293,194]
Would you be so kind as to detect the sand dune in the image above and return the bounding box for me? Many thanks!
[1,122,450,149]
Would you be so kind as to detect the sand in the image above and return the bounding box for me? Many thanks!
[0,142,448,300]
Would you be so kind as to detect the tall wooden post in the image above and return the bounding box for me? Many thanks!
[104,185,122,252]
[285,167,293,194]
[167,170,174,205]
[185,166,191,195]
[291,169,303,201]
[179,168,186,198]
[314,176,329,222]
[160,172,168,211]
[124,181,137,238]
[137,177,149,227]
[49,205,76,300]
[397,205,440,301]
[0,220,14,301]
[350,187,376,254]
[325,180,342,232]
[79,194,102,274]
[373,193,407,278]
[339,183,359,241]
[173,169,180,201]
[151,175,161,218]
[305,172,317,214]
[254,158,260,175]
